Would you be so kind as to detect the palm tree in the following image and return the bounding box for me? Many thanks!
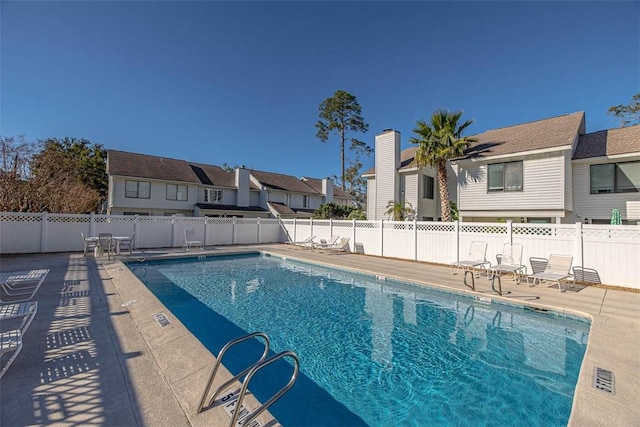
[385,200,415,221]
[409,110,477,222]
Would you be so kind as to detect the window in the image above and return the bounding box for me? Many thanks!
[125,180,151,198]
[423,176,434,199]
[303,195,309,208]
[124,212,150,216]
[166,184,188,201]
[590,161,640,194]
[205,189,223,204]
[284,194,291,206]
[422,216,434,221]
[488,161,523,192]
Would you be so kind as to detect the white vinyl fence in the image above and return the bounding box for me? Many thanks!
[0,213,284,255]
[1,213,639,289]
[281,218,640,290]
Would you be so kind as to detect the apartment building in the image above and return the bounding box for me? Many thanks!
[364,112,640,224]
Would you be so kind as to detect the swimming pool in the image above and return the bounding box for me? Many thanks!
[131,253,590,426]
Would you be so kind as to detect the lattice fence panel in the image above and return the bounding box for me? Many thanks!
[416,222,456,233]
[207,218,234,225]
[137,216,175,225]
[355,221,378,230]
[0,212,42,223]
[459,223,507,235]
[48,214,90,223]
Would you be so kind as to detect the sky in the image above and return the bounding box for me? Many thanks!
[1,1,638,181]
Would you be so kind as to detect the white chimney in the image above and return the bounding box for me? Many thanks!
[322,177,334,203]
[374,129,401,219]
[235,167,250,207]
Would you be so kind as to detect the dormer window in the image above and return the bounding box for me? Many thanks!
[284,193,291,206]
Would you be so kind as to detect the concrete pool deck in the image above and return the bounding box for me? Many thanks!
[0,244,638,426]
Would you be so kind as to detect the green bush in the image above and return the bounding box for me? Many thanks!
[313,203,364,220]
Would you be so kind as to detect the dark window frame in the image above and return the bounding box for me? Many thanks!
[487,161,523,192]
[590,161,640,194]
[125,180,151,199]
[166,184,188,201]
[423,175,434,199]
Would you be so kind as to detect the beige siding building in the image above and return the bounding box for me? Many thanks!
[106,150,353,218]
[364,112,640,224]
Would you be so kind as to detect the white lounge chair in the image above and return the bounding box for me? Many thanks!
[0,269,49,303]
[285,235,316,248]
[529,257,549,275]
[318,237,350,254]
[0,300,37,379]
[313,235,340,249]
[572,266,601,285]
[527,254,573,292]
[184,229,204,251]
[490,243,527,284]
[451,241,490,277]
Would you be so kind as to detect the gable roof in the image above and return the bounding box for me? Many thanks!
[107,150,201,183]
[267,201,315,217]
[299,177,353,199]
[188,162,236,187]
[250,170,319,194]
[107,150,250,188]
[572,124,640,159]
[363,111,586,175]
[461,111,584,160]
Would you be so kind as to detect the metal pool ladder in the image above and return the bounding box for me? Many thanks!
[197,332,299,427]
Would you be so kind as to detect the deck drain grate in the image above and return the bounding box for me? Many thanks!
[593,367,615,395]
[63,280,81,286]
[153,313,171,327]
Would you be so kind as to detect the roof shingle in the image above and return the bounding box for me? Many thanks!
[300,177,353,199]
[250,170,319,194]
[572,125,640,159]
[363,111,587,175]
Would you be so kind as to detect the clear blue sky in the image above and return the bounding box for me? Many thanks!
[1,1,638,180]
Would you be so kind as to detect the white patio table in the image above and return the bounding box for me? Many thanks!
[112,236,133,254]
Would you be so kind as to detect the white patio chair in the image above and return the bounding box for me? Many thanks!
[98,233,115,260]
[451,241,490,277]
[81,232,99,257]
[527,254,573,292]
[0,269,49,303]
[184,229,204,251]
[117,232,135,255]
[0,300,38,379]
[490,243,527,284]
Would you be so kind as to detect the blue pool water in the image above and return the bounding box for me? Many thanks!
[131,253,589,427]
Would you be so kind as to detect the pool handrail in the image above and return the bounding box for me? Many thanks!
[197,331,271,413]
[229,350,299,427]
